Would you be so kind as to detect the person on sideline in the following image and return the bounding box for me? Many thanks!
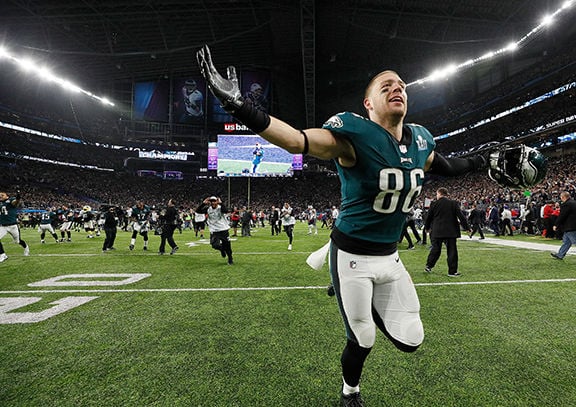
[269,205,280,236]
[468,203,486,240]
[501,204,514,236]
[158,199,180,255]
[550,191,576,260]
[102,206,118,252]
[198,45,499,406]
[280,202,296,250]
[424,187,470,277]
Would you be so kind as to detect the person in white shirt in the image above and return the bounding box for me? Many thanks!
[331,205,339,229]
[281,202,296,250]
[307,205,318,235]
[501,205,514,236]
[196,196,233,265]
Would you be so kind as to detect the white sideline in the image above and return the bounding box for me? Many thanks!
[464,236,576,255]
[2,277,576,295]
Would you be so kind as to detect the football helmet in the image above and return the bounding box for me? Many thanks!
[83,205,92,212]
[488,145,547,189]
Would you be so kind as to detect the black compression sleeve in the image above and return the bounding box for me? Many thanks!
[233,99,271,133]
[428,152,486,176]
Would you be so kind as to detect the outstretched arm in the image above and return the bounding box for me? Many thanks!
[197,45,354,164]
[424,150,487,176]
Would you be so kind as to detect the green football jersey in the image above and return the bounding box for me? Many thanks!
[0,197,19,225]
[322,112,435,243]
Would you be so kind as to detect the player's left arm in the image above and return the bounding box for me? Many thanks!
[424,150,486,176]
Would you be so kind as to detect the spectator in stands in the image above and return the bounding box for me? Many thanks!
[542,201,556,238]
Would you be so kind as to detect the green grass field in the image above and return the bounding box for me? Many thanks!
[1,224,575,407]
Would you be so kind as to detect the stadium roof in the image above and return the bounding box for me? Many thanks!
[1,0,575,126]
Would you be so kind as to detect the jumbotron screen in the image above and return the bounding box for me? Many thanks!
[208,134,303,177]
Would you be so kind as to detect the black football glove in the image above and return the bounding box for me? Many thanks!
[196,45,244,113]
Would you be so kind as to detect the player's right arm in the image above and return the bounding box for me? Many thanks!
[197,45,355,166]
[262,118,355,164]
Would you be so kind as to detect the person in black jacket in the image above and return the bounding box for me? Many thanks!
[551,191,576,260]
[424,187,470,276]
[269,205,280,236]
[468,203,486,240]
[102,206,118,252]
[158,199,179,255]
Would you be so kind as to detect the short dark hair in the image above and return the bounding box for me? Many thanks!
[437,187,448,196]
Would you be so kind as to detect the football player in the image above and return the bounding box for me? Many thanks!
[58,204,74,242]
[197,45,546,406]
[251,142,264,173]
[38,207,60,243]
[129,201,151,251]
[0,191,30,262]
[81,205,96,238]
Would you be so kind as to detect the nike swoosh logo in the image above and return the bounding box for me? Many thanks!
[395,257,400,263]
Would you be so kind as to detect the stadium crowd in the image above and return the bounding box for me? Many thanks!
[1,147,575,238]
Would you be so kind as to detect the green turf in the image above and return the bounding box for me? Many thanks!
[0,225,574,406]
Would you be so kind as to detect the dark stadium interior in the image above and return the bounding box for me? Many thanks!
[1,0,575,210]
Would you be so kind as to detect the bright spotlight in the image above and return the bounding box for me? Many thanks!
[505,42,519,52]
[541,15,554,26]
[59,80,82,93]
[17,58,35,71]
[37,67,57,82]
[480,51,495,60]
[408,1,575,87]
[0,46,9,58]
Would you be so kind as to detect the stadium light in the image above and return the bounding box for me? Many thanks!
[541,15,554,26]
[505,42,519,52]
[407,1,575,87]
[17,58,35,72]
[0,47,115,106]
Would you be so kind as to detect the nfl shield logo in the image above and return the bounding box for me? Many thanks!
[349,260,357,269]
[399,145,407,154]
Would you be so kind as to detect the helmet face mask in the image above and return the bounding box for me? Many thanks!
[488,145,547,189]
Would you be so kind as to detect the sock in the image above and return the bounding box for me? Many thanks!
[342,379,360,396]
